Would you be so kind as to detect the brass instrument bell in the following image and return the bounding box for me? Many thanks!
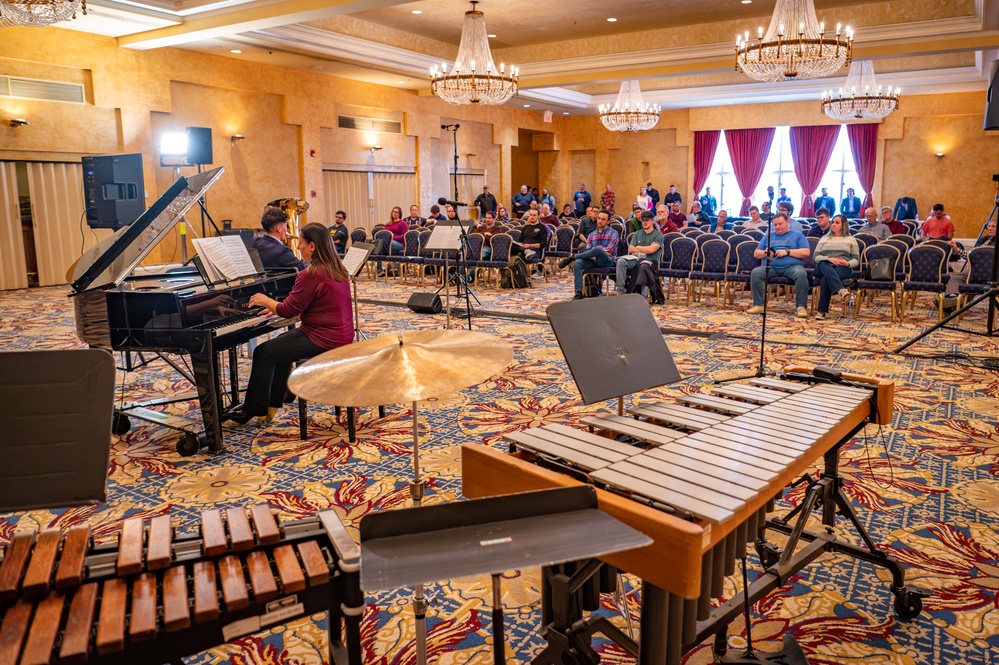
[266,197,309,257]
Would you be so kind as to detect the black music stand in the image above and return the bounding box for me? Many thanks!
[546,294,682,413]
[360,486,651,665]
[428,220,478,330]
[342,242,374,341]
[0,349,115,511]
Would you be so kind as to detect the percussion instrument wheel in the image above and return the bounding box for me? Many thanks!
[177,432,203,456]
[112,414,131,436]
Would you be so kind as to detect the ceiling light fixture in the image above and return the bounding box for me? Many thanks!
[742,0,752,4]
[412,9,422,14]
[487,34,495,38]
[8,118,29,127]
[230,49,242,54]
[607,17,617,22]
[0,0,85,26]
[563,111,570,115]
[523,104,530,108]
[430,1,518,106]
[599,80,660,132]
[821,60,899,121]
[735,0,853,82]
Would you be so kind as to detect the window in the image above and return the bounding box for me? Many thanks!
[702,126,863,216]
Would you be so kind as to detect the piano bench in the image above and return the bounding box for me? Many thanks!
[297,399,386,443]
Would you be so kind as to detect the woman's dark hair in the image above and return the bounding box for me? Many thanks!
[390,206,403,220]
[260,207,287,232]
[300,223,348,281]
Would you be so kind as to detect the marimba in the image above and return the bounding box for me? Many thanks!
[0,505,362,665]
[463,370,922,665]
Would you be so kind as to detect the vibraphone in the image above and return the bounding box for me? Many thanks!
[463,370,925,665]
[0,505,362,665]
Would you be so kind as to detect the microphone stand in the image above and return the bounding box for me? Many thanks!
[717,220,774,384]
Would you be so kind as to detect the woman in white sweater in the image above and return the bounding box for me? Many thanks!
[813,214,861,319]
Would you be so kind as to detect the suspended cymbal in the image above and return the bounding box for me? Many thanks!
[288,329,514,407]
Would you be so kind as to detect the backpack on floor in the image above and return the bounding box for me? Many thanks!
[501,256,532,288]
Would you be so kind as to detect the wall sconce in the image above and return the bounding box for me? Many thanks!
[231,133,245,146]
[641,161,650,165]
[9,118,29,128]
[935,152,945,158]
[369,145,383,153]
[465,153,477,157]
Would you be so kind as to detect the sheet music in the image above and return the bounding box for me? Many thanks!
[342,242,373,277]
[193,236,259,281]
[426,223,464,251]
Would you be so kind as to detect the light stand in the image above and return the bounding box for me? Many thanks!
[894,197,999,352]
[442,123,461,203]
[717,221,775,383]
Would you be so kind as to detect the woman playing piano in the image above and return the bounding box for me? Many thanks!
[226,223,353,425]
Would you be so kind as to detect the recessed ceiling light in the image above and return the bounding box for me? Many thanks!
[607,17,617,22]
[523,104,531,108]
[396,80,406,84]
[487,34,496,38]
[563,111,570,115]
[230,49,242,54]
[313,65,324,70]
[741,0,752,4]
[412,10,422,14]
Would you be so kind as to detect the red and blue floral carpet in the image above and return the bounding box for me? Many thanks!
[1,273,996,665]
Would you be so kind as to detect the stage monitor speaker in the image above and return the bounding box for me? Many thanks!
[986,59,999,130]
[186,126,213,165]
[82,153,145,229]
[407,292,442,314]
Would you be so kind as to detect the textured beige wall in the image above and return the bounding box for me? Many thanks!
[511,129,540,195]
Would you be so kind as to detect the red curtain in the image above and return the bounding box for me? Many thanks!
[847,123,879,210]
[725,128,776,215]
[693,130,721,198]
[789,125,839,217]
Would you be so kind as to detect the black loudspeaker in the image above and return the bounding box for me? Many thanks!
[986,59,999,131]
[406,292,442,314]
[82,153,145,229]
[186,126,213,165]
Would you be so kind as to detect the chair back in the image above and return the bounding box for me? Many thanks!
[372,229,394,255]
[716,229,735,240]
[610,222,625,235]
[464,232,484,260]
[861,244,900,279]
[745,229,764,241]
[734,240,761,273]
[887,233,914,248]
[698,239,730,274]
[489,233,513,263]
[372,224,385,233]
[802,236,820,271]
[418,229,433,257]
[350,227,367,244]
[659,233,681,266]
[966,246,995,285]
[906,245,946,282]
[403,229,422,256]
[680,227,702,237]
[882,239,910,276]
[922,239,953,263]
[853,234,877,254]
[508,229,522,242]
[554,226,576,253]
[669,237,697,270]
[732,224,746,234]
[902,220,917,236]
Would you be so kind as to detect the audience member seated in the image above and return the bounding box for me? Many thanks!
[512,208,548,279]
[405,204,426,226]
[512,184,536,216]
[616,210,664,296]
[880,207,907,235]
[777,202,804,233]
[743,206,768,231]
[227,223,353,425]
[760,201,775,222]
[861,207,891,241]
[475,211,500,259]
[558,209,619,300]
[940,219,996,314]
[575,206,598,251]
[667,201,688,229]
[806,208,832,238]
[253,206,308,271]
[920,203,955,240]
[539,203,560,227]
[559,204,577,221]
[376,206,408,276]
[426,204,445,224]
[813,214,860,319]
[496,205,511,223]
[627,204,645,233]
[746,213,811,318]
[445,204,461,221]
[688,201,710,228]
[655,204,679,234]
[328,209,349,254]
[712,209,729,233]
[893,196,918,221]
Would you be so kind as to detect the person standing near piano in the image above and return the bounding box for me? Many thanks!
[227,223,353,425]
[252,207,308,270]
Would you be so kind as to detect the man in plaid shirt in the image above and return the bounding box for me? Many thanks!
[557,209,619,299]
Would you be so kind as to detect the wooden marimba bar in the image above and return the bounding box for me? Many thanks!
[0,505,362,665]
[463,371,906,665]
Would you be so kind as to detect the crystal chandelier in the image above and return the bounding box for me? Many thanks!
[0,0,86,26]
[735,0,852,82]
[599,81,660,132]
[821,60,900,121]
[430,2,518,106]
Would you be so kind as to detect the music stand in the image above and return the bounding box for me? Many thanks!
[360,486,651,665]
[427,220,478,329]
[342,242,374,341]
[546,294,682,414]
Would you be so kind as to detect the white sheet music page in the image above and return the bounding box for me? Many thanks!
[426,224,463,251]
[193,236,259,281]
[342,245,371,277]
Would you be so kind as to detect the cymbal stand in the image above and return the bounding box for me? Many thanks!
[410,399,429,665]
[491,573,506,664]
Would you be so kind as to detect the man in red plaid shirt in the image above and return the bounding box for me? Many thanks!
[600,184,616,215]
[558,209,619,299]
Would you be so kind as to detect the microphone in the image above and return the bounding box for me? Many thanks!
[438,197,467,207]
[441,124,460,130]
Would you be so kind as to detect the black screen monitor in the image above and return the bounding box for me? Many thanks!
[83,153,145,229]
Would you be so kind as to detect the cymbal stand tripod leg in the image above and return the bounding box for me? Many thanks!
[410,399,429,665]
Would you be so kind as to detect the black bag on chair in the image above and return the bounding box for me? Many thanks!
[866,257,893,281]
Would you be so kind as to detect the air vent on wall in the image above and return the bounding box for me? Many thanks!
[337,115,402,134]
[0,75,85,104]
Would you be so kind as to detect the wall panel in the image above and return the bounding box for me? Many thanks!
[371,172,417,228]
[0,162,28,290]
[324,170,370,232]
[569,151,596,198]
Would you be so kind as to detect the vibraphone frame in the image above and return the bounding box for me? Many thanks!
[463,370,925,665]
[0,509,363,665]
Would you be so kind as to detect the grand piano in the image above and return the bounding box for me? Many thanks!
[70,167,297,455]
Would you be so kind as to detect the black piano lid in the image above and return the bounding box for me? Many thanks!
[70,167,226,294]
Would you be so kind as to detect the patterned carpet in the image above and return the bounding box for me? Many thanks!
[1,268,997,665]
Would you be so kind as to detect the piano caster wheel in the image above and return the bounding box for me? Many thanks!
[112,414,131,436]
[892,586,929,621]
[177,432,203,456]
